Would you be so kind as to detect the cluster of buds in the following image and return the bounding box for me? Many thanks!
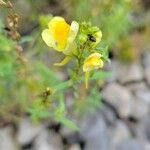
[6,13,21,40]
[0,0,12,8]
[1,0,20,40]
[0,0,6,5]
[41,16,108,88]
[1,0,28,64]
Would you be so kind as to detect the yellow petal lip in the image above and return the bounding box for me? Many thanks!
[49,17,70,50]
[54,55,72,66]
[48,16,65,29]
[41,16,79,53]
[83,52,104,72]
[95,30,102,44]
[42,29,57,49]
[63,21,79,54]
[90,30,102,47]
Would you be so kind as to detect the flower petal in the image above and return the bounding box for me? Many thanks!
[41,29,56,49]
[83,52,103,72]
[48,16,65,29]
[42,17,79,53]
[63,21,79,54]
[95,30,102,44]
[48,16,71,51]
[54,55,72,66]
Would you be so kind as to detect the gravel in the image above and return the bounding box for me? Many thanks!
[102,83,133,117]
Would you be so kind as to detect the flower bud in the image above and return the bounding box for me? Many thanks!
[83,52,104,72]
[78,33,87,44]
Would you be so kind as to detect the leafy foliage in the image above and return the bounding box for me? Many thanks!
[71,0,134,48]
[0,1,111,130]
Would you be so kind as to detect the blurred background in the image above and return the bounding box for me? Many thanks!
[0,0,150,150]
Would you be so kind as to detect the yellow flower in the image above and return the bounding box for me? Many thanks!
[41,16,79,54]
[93,30,102,46]
[89,30,102,48]
[83,52,104,89]
[83,52,104,72]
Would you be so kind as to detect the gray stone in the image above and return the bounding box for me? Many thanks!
[126,83,150,119]
[145,68,150,86]
[105,60,119,82]
[117,62,143,84]
[143,51,150,85]
[68,144,81,150]
[99,105,117,126]
[135,89,150,104]
[110,121,131,149]
[33,129,63,150]
[79,113,106,139]
[145,143,150,150]
[142,51,150,68]
[85,137,109,150]
[0,127,19,150]
[127,81,150,99]
[60,126,75,138]
[106,61,144,84]
[17,118,44,145]
[126,82,147,93]
[79,113,110,150]
[130,98,149,119]
[116,139,144,150]
[102,83,133,117]
[135,117,150,143]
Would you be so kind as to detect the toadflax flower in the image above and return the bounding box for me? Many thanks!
[42,16,79,66]
[83,52,103,72]
[42,16,79,51]
[83,52,104,88]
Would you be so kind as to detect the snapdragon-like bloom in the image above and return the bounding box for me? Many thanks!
[91,30,102,47]
[83,52,104,88]
[83,52,104,72]
[42,16,79,55]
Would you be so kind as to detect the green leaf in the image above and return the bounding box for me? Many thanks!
[36,62,60,86]
[28,108,51,118]
[0,34,15,51]
[74,87,102,114]
[59,117,79,131]
[54,80,73,91]
[91,71,112,80]
[20,36,33,44]
[54,93,65,118]
[54,93,79,131]
[27,98,52,120]
[59,93,65,112]
[79,71,112,82]
[96,45,109,62]
[0,61,14,77]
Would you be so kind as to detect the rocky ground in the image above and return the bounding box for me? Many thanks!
[0,50,150,150]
